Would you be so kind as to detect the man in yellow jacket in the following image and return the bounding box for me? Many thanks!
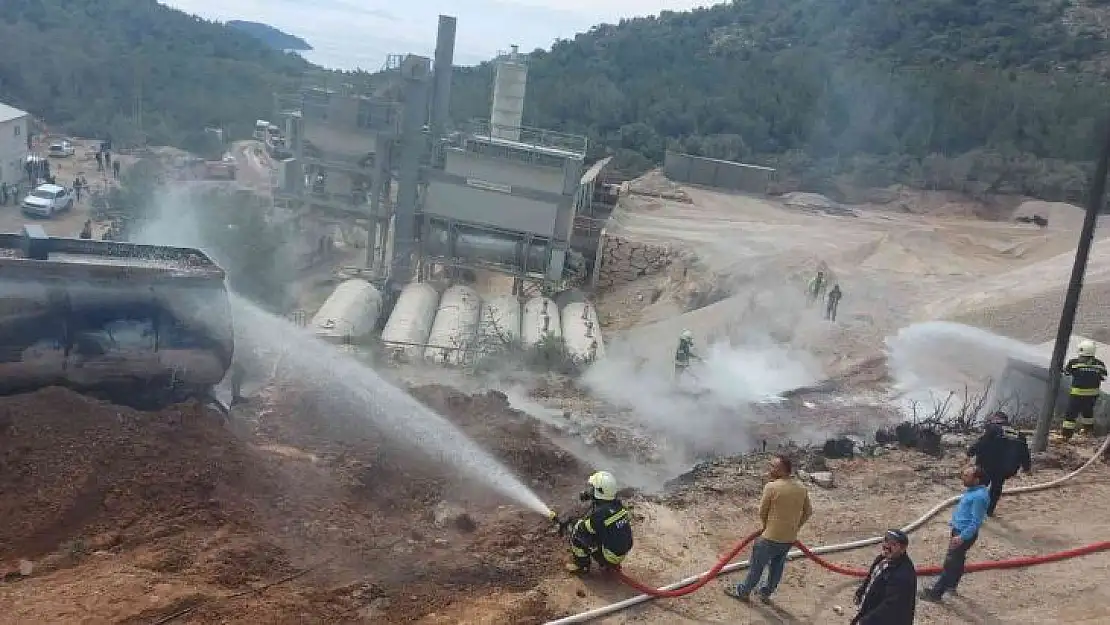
[725,454,813,603]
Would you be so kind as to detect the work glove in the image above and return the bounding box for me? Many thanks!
[553,516,575,537]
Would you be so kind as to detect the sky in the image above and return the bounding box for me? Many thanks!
[162,0,716,70]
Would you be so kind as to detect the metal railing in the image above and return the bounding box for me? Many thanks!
[468,120,587,157]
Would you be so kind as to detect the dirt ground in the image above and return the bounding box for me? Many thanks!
[537,441,1110,624]
[594,174,1104,379]
[0,384,589,624]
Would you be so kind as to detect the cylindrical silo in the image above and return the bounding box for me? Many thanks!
[424,285,481,365]
[380,282,439,361]
[310,279,383,343]
[490,45,527,141]
[479,295,522,353]
[521,296,561,349]
[561,301,605,362]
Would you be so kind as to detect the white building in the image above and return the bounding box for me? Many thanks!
[0,102,31,188]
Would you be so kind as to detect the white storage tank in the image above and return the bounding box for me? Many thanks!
[478,295,522,352]
[380,282,440,361]
[310,279,383,343]
[424,285,482,365]
[521,296,562,349]
[561,301,605,362]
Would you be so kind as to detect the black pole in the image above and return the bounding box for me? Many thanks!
[1032,120,1110,452]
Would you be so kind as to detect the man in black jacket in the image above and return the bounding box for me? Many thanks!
[852,529,916,625]
[968,411,1032,517]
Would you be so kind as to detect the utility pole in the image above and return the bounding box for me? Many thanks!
[1032,119,1110,452]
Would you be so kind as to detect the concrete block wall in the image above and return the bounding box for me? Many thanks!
[595,231,673,290]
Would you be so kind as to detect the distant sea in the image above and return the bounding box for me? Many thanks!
[161,0,620,71]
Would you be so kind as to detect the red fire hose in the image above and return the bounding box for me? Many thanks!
[616,531,1110,596]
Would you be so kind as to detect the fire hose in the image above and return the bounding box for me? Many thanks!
[544,436,1110,624]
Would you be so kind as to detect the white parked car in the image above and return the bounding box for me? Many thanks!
[47,141,76,157]
[22,184,75,218]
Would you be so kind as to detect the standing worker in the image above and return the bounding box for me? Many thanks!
[967,410,1031,517]
[725,454,812,604]
[1062,340,1107,439]
[807,271,827,306]
[553,471,633,575]
[674,329,699,380]
[229,362,247,406]
[919,465,989,603]
[825,284,843,322]
[851,529,916,625]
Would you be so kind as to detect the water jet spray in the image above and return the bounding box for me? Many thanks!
[232,295,553,516]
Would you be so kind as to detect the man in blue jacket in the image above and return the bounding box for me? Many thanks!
[920,465,990,602]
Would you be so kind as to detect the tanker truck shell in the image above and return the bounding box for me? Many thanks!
[0,226,233,409]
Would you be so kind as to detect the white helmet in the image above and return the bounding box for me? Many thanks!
[1079,339,1097,358]
[587,471,618,501]
[680,329,694,341]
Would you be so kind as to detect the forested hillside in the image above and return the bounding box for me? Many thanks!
[5,0,1110,199]
[0,0,311,151]
[451,0,1110,200]
[227,21,313,52]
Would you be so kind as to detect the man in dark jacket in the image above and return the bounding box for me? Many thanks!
[968,410,1032,516]
[852,529,916,625]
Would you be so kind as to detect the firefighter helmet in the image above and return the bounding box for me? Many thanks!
[680,329,694,341]
[1078,339,1097,358]
[587,471,618,501]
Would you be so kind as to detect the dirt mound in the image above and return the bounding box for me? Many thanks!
[0,387,266,561]
[408,385,588,493]
[0,381,589,623]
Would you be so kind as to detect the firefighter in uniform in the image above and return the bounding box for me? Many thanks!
[1062,340,1107,439]
[555,471,633,574]
[675,329,698,379]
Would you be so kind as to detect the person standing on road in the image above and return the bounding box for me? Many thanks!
[1062,340,1106,439]
[825,284,843,322]
[851,529,916,625]
[725,454,812,604]
[920,465,989,603]
[112,159,121,179]
[967,410,1031,517]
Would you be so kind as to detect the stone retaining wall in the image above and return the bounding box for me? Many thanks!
[594,230,674,290]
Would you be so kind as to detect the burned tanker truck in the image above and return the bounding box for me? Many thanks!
[0,225,233,410]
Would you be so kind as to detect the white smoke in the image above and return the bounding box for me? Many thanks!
[884,321,1047,420]
[581,335,823,456]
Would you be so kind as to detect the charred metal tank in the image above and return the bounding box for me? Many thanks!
[0,225,233,409]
